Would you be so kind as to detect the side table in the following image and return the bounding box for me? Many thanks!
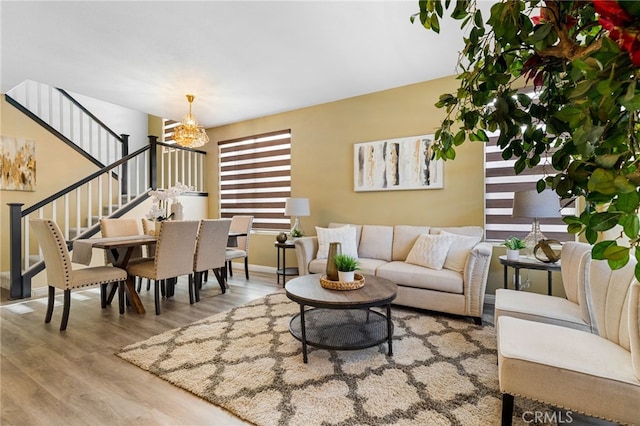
[275,241,298,285]
[499,255,561,296]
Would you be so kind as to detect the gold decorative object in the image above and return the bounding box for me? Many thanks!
[320,273,365,290]
[534,239,562,263]
[325,242,341,281]
[174,94,209,148]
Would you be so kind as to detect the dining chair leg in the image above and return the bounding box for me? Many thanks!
[146,278,151,291]
[45,286,55,323]
[194,272,202,302]
[203,270,208,283]
[118,281,125,314]
[244,257,249,279]
[100,284,107,309]
[154,280,161,315]
[228,261,233,277]
[160,280,165,297]
[188,274,195,304]
[213,268,226,294]
[60,289,71,331]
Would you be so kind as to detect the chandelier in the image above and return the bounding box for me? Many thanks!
[173,94,209,148]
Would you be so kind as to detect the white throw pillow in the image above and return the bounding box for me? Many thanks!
[316,226,359,259]
[405,234,455,270]
[441,230,482,273]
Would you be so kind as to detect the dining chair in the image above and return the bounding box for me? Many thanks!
[494,242,593,331]
[30,219,128,331]
[126,220,199,315]
[226,215,253,279]
[193,219,232,301]
[100,218,149,292]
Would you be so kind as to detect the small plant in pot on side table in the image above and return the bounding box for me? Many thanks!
[333,254,359,282]
[503,237,526,261]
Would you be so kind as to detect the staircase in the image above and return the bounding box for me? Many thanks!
[5,80,209,299]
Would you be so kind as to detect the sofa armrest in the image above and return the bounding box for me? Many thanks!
[293,237,318,275]
[463,242,493,318]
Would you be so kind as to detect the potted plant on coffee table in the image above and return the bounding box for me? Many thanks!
[333,254,359,282]
[503,237,526,261]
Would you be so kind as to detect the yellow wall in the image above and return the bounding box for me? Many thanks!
[3,76,565,298]
[206,76,564,297]
[0,96,104,272]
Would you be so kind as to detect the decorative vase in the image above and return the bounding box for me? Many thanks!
[326,242,341,281]
[171,201,184,221]
[338,270,355,283]
[276,232,288,243]
[506,249,520,261]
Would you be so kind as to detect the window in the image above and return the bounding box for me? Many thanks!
[218,130,292,231]
[484,133,575,242]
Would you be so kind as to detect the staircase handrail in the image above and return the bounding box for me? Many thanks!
[56,88,127,145]
[21,145,150,217]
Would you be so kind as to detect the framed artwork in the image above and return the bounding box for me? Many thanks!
[0,136,36,191]
[354,134,443,192]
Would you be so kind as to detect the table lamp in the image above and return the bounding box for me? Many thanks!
[512,189,561,249]
[285,197,310,237]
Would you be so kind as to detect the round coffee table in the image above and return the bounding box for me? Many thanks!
[285,273,397,363]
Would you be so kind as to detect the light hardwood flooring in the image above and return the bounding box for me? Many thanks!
[1,273,610,426]
[1,271,282,426]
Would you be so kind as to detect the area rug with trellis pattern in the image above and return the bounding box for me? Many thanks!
[116,291,554,425]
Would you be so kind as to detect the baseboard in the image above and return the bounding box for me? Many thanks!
[484,294,495,306]
[31,287,49,299]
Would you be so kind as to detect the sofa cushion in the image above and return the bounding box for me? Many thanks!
[329,223,362,246]
[315,225,358,259]
[430,226,484,238]
[440,230,482,273]
[392,225,431,261]
[309,257,387,276]
[405,233,454,270]
[377,261,464,293]
[358,225,393,261]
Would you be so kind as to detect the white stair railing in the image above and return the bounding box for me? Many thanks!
[6,80,124,166]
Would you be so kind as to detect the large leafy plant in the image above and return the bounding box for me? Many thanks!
[412,0,640,279]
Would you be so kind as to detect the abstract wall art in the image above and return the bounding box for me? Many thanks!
[0,136,36,191]
[354,134,443,192]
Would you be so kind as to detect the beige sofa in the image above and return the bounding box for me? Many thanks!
[293,223,492,324]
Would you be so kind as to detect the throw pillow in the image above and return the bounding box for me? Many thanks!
[316,226,358,259]
[405,234,455,270]
[441,230,482,273]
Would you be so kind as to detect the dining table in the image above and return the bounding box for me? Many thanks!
[73,235,157,314]
[71,228,248,314]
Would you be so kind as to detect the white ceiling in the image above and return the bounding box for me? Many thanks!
[1,1,493,128]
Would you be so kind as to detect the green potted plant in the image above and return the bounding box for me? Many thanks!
[333,254,359,282]
[503,237,526,261]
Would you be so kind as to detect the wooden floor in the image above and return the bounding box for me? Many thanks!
[1,271,282,426]
[1,273,610,426]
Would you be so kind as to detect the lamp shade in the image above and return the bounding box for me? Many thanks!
[512,189,561,219]
[284,198,310,217]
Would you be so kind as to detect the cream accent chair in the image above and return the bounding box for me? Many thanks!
[494,242,593,331]
[226,215,253,280]
[193,219,231,300]
[30,219,127,331]
[498,257,640,425]
[126,220,199,315]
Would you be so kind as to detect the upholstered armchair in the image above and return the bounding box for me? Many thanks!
[494,242,593,331]
[498,257,640,425]
[226,215,253,280]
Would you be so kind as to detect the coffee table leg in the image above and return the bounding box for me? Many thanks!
[300,304,308,363]
[386,303,393,356]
